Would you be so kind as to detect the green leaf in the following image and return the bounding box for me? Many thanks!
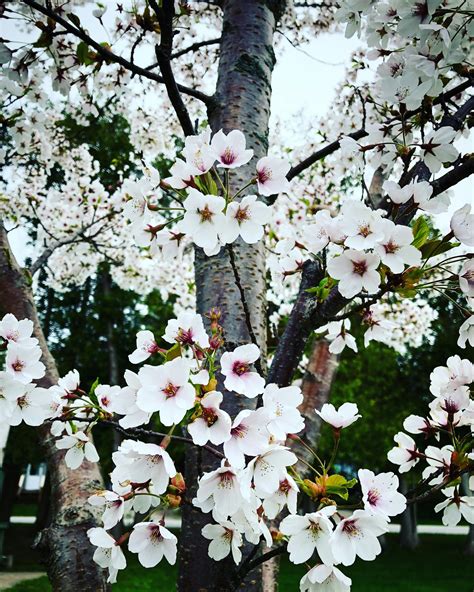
[324,474,357,500]
[420,239,459,260]
[88,377,100,404]
[411,216,431,249]
[67,13,81,28]
[76,41,90,65]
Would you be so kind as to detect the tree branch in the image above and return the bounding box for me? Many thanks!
[79,418,225,458]
[265,260,325,390]
[29,213,115,276]
[171,37,221,60]
[150,0,196,136]
[287,128,367,181]
[287,79,473,182]
[19,0,212,105]
[432,154,474,196]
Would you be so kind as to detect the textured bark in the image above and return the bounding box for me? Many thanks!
[292,339,338,475]
[178,2,285,590]
[399,477,419,549]
[0,221,109,592]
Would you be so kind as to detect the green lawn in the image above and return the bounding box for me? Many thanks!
[3,528,472,591]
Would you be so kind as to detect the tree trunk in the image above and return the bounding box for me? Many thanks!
[399,477,419,549]
[178,2,285,590]
[292,338,338,475]
[462,474,474,555]
[0,221,109,592]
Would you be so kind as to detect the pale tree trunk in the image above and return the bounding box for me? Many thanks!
[399,476,419,549]
[178,1,285,590]
[0,221,109,592]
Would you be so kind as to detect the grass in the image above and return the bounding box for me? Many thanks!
[2,527,472,592]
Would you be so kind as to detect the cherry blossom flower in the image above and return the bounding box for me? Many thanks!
[7,384,52,426]
[435,385,470,415]
[95,384,122,413]
[89,490,126,530]
[0,371,24,421]
[363,308,397,348]
[220,195,272,244]
[300,564,351,592]
[163,158,197,189]
[263,473,299,519]
[302,210,340,254]
[220,344,265,398]
[280,506,336,565]
[223,408,270,468]
[331,509,388,566]
[262,383,305,440]
[202,521,243,564]
[327,250,381,299]
[211,129,253,169]
[450,204,474,247]
[112,440,176,494]
[255,156,290,196]
[181,189,226,254]
[163,311,210,349]
[383,180,413,205]
[358,469,407,519]
[387,432,420,473]
[421,127,458,173]
[87,527,126,584]
[411,181,450,214]
[429,355,473,397]
[340,201,385,250]
[459,260,474,297]
[0,313,37,347]
[128,522,177,568]
[56,427,100,470]
[5,343,45,384]
[128,330,160,364]
[196,461,249,519]
[183,128,215,175]
[375,220,421,273]
[319,319,357,355]
[403,414,436,437]
[122,180,149,227]
[316,402,360,430]
[110,370,151,429]
[136,358,196,425]
[187,391,232,446]
[246,445,298,496]
[458,316,474,349]
[434,487,474,526]
[422,444,454,486]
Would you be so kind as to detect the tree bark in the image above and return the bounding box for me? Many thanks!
[292,338,338,476]
[178,2,286,590]
[399,477,419,549]
[0,221,109,592]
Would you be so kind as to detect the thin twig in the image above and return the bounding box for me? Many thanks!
[19,0,211,104]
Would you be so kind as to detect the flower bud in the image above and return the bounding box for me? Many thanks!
[171,473,186,493]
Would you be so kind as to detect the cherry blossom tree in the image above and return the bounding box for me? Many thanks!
[0,1,473,592]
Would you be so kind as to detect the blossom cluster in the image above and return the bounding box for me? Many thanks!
[121,127,289,256]
[2,311,473,589]
[388,355,474,527]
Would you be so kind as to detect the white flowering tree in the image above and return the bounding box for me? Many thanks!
[0,1,473,592]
